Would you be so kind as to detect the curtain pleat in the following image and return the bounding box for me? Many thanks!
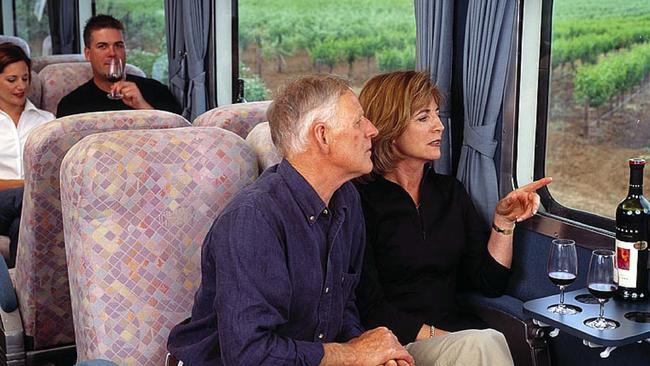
[165,0,186,110]
[414,0,454,175]
[165,0,212,120]
[456,0,515,226]
[47,0,80,54]
[183,1,211,121]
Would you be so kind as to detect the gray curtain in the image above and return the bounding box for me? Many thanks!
[456,0,515,226]
[165,0,185,110]
[47,0,80,54]
[164,0,211,120]
[414,0,454,175]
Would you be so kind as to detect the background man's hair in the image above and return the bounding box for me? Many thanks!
[83,14,124,48]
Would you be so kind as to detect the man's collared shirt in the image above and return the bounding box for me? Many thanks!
[0,99,54,179]
[167,159,366,365]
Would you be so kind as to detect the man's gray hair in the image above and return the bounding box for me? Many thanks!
[267,75,351,157]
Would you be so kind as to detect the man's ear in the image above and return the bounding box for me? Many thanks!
[312,121,331,153]
[83,47,90,61]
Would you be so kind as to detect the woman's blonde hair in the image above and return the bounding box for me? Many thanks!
[359,71,442,177]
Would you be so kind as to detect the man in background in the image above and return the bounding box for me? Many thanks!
[56,14,180,117]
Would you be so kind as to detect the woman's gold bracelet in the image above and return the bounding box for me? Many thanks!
[492,222,515,235]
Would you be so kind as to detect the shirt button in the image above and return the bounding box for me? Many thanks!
[318,333,324,339]
[323,209,329,215]
[308,215,316,223]
[324,287,330,294]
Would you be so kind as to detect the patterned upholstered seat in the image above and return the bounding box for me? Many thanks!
[31,53,86,73]
[245,121,282,172]
[193,100,271,138]
[61,127,257,365]
[28,71,42,109]
[7,111,189,363]
[39,61,146,115]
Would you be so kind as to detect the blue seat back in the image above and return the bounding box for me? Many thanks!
[506,228,593,302]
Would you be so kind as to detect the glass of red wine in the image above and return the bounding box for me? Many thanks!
[547,239,580,315]
[584,249,619,330]
[106,58,124,100]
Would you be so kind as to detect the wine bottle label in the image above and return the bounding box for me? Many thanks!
[616,239,640,288]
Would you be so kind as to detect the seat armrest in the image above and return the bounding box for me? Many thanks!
[76,360,120,366]
[0,256,16,312]
[0,305,25,362]
[460,292,527,320]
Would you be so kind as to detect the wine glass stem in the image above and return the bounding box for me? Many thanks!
[559,286,565,305]
[599,300,605,319]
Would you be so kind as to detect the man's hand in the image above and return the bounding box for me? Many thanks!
[322,327,415,366]
[111,80,153,110]
[383,360,411,366]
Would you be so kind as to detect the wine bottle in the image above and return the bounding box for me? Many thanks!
[236,78,247,103]
[615,158,650,301]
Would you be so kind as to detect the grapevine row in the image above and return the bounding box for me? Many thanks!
[239,0,415,75]
[553,0,650,22]
[574,42,650,107]
[552,25,650,67]
[553,15,650,40]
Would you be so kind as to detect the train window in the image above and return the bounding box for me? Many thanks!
[544,0,650,221]
[93,0,168,84]
[14,0,51,57]
[237,0,415,101]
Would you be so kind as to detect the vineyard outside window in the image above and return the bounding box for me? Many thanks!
[545,0,650,219]
[238,0,415,101]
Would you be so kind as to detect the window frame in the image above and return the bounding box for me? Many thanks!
[535,0,616,232]
[503,0,615,250]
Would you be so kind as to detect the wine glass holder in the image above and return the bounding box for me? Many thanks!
[524,288,650,358]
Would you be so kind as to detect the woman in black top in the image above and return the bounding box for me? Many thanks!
[355,71,551,365]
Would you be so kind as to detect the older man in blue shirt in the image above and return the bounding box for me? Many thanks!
[167,75,414,366]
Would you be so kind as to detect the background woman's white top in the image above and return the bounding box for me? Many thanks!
[0,99,54,179]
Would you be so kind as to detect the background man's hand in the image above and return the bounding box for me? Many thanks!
[112,81,153,110]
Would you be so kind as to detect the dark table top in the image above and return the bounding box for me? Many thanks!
[523,288,650,346]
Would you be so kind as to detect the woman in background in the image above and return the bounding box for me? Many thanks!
[355,71,551,366]
[0,42,54,266]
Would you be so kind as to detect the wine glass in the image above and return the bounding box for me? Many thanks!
[106,58,124,100]
[584,249,619,330]
[547,239,580,314]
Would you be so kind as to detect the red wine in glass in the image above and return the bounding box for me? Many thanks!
[584,250,619,330]
[549,271,577,287]
[547,239,580,315]
[107,75,122,83]
[106,58,124,99]
[588,283,617,300]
